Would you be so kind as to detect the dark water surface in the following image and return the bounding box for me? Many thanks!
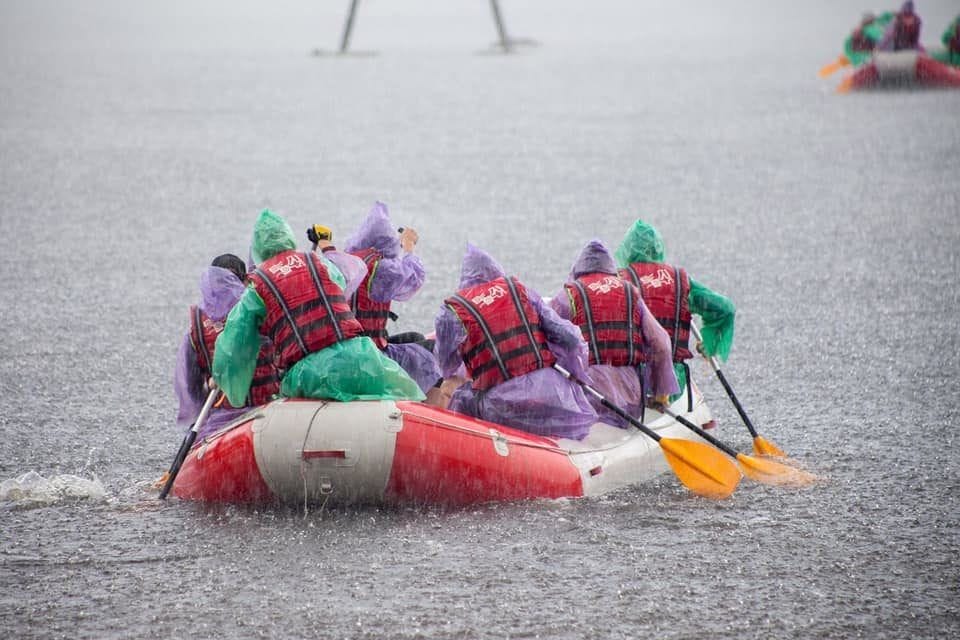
[2,1,959,638]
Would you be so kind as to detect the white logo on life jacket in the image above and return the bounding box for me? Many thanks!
[472,284,506,307]
[203,318,224,332]
[587,276,623,294]
[268,254,305,277]
[639,268,674,289]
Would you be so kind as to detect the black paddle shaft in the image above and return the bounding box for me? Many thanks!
[158,430,198,500]
[553,364,662,443]
[689,322,760,440]
[158,388,219,500]
[665,409,737,458]
[597,396,662,443]
[713,367,760,439]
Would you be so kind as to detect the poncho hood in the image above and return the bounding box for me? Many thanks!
[570,239,618,278]
[614,219,666,267]
[458,243,506,289]
[343,201,401,259]
[251,209,297,264]
[198,265,246,321]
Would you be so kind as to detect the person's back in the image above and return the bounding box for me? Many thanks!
[434,244,597,440]
[248,248,364,369]
[174,254,280,439]
[212,210,424,405]
[342,202,442,398]
[850,13,880,52]
[446,274,557,391]
[879,2,923,51]
[615,219,735,405]
[550,240,678,428]
[836,11,894,67]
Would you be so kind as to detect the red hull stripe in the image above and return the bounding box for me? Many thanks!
[172,421,274,503]
[386,402,584,505]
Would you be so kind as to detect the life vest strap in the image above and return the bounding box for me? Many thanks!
[304,251,344,343]
[503,276,544,370]
[255,266,310,357]
[191,306,213,372]
[450,293,511,382]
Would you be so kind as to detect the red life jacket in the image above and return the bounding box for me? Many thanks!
[893,13,920,50]
[188,305,280,407]
[563,272,645,367]
[349,248,392,349]
[445,276,556,391]
[619,262,693,362]
[248,250,363,371]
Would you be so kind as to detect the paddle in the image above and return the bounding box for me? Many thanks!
[553,364,740,499]
[659,406,815,486]
[158,387,219,500]
[818,54,851,78]
[689,323,786,457]
[835,74,854,94]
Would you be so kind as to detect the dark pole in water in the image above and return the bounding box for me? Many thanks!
[339,0,360,54]
[489,0,511,52]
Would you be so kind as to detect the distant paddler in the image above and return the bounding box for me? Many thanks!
[877,1,923,52]
[930,14,960,66]
[819,11,895,77]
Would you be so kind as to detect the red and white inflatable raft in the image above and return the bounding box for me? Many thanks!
[171,385,716,506]
[841,51,960,90]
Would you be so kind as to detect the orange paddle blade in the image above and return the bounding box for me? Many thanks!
[735,453,818,487]
[818,55,850,78]
[152,472,170,490]
[659,438,741,499]
[836,75,854,94]
[752,435,787,458]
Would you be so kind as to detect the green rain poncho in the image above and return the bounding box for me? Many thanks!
[212,210,424,406]
[615,219,736,399]
[931,16,960,67]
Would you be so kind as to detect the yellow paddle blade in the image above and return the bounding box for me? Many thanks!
[752,435,787,458]
[836,75,854,94]
[735,453,819,487]
[818,55,850,78]
[659,438,741,499]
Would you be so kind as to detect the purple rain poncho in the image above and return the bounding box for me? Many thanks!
[549,240,679,429]
[173,265,252,439]
[877,2,924,52]
[213,210,424,406]
[344,201,440,393]
[434,244,598,440]
[615,219,736,401]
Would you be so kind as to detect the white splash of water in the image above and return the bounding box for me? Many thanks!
[0,471,108,504]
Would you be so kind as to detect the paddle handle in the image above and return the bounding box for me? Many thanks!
[689,322,720,371]
[689,323,759,439]
[159,388,219,500]
[553,364,661,443]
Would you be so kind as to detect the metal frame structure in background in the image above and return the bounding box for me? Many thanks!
[332,0,528,55]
